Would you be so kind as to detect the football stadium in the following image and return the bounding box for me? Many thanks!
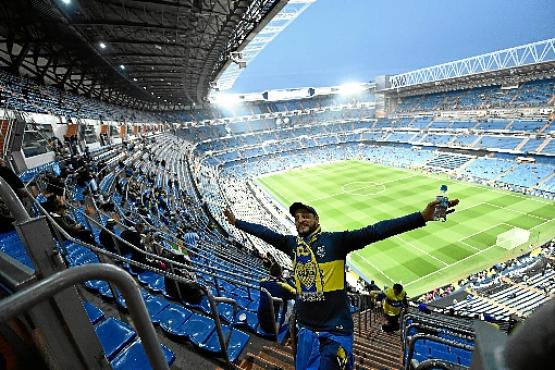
[0,0,554,369]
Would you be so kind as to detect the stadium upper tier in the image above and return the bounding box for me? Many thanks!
[394,78,555,113]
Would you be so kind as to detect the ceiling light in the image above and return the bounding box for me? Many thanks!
[99,42,106,49]
[133,77,137,82]
[61,0,71,4]
[119,64,125,70]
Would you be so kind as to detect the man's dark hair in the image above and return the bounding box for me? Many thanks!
[269,263,282,277]
[393,283,403,293]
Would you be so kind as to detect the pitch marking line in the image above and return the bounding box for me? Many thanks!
[405,243,500,288]
[394,236,450,267]
[484,202,549,221]
[306,174,419,203]
[405,221,527,288]
[352,159,554,206]
[357,253,396,285]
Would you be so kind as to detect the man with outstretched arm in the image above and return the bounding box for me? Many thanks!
[224,198,459,370]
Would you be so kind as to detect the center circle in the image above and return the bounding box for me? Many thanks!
[342,182,386,196]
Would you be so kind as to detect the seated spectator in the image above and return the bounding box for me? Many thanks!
[160,248,203,304]
[44,196,96,245]
[0,158,29,232]
[99,219,118,253]
[258,263,296,334]
[381,283,408,333]
[120,223,148,272]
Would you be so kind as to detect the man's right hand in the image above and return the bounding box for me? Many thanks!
[223,208,236,226]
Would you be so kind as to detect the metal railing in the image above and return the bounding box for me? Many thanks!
[28,192,251,365]
[0,264,170,370]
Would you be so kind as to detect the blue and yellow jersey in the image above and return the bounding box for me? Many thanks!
[236,211,425,335]
[382,287,407,317]
[258,277,296,325]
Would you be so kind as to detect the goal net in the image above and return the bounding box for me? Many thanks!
[496,227,531,250]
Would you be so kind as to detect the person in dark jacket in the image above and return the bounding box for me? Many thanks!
[99,219,118,253]
[224,198,459,370]
[0,159,28,232]
[160,248,203,304]
[258,263,296,334]
[120,223,148,272]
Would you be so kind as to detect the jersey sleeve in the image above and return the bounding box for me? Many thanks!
[341,211,426,254]
[235,219,291,254]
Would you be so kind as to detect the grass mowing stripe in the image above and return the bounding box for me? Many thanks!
[255,160,555,296]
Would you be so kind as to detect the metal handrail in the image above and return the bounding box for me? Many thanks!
[260,287,285,340]
[27,193,249,365]
[413,359,457,370]
[0,263,169,370]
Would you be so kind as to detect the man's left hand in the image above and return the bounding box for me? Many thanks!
[421,198,460,222]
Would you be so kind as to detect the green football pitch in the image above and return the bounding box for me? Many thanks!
[255,160,555,296]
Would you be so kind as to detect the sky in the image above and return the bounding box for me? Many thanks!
[230,0,555,93]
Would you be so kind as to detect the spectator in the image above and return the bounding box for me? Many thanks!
[382,283,409,333]
[0,158,28,232]
[120,223,148,272]
[44,196,95,245]
[224,198,458,370]
[99,219,118,253]
[258,263,296,334]
[160,248,203,304]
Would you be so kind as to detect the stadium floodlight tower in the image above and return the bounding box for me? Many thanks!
[212,93,241,108]
[338,82,367,95]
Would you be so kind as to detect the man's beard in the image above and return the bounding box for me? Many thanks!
[298,224,318,237]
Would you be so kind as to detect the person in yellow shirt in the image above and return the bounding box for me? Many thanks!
[382,283,408,332]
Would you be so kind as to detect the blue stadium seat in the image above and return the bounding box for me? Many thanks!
[157,304,193,336]
[178,313,216,346]
[145,296,170,324]
[137,271,161,285]
[82,301,104,325]
[198,325,249,363]
[95,318,136,360]
[110,340,175,370]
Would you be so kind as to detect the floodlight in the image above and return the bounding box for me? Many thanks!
[119,64,125,70]
[213,93,240,107]
[133,77,138,82]
[61,0,71,4]
[338,82,365,95]
[99,42,107,49]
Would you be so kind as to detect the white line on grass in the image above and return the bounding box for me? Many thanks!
[306,174,419,203]
[460,241,481,252]
[352,159,554,206]
[405,219,544,289]
[394,236,450,267]
[405,243,500,288]
[484,202,549,221]
[357,253,396,285]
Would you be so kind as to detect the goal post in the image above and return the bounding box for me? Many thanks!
[496,227,531,250]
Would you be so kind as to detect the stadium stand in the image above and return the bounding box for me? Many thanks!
[0,28,555,369]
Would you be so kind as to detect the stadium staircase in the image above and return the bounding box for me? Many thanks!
[536,137,552,153]
[514,137,529,151]
[504,120,514,131]
[538,121,551,133]
[491,163,517,183]
[229,310,404,370]
[536,172,555,189]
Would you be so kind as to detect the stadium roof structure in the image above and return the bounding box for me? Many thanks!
[211,0,316,93]
[0,0,314,110]
[386,38,555,96]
